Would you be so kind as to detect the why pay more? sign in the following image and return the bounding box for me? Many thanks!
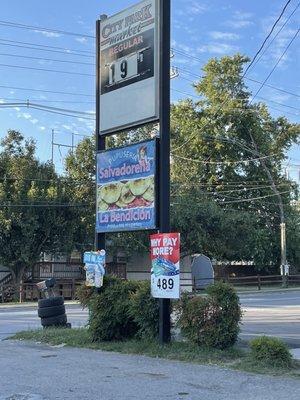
[150,233,180,299]
[99,0,159,134]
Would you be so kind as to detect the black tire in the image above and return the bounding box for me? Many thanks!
[38,296,64,308]
[41,313,67,327]
[38,305,65,318]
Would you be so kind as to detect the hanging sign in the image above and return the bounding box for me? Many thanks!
[96,140,157,233]
[150,233,180,299]
[83,250,106,288]
[99,0,159,135]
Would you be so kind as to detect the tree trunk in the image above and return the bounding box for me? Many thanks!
[11,265,26,302]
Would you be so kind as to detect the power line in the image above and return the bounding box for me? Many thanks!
[177,65,300,99]
[251,28,300,103]
[221,190,291,204]
[172,153,278,165]
[0,102,95,120]
[0,203,91,208]
[0,38,94,54]
[244,0,293,74]
[0,62,93,76]
[0,20,95,39]
[0,84,94,98]
[0,101,94,115]
[0,52,93,66]
[0,97,93,104]
[0,41,94,58]
[250,1,300,71]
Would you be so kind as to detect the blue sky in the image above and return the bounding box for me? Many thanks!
[0,0,299,178]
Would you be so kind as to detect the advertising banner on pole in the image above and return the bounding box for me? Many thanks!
[99,0,159,135]
[150,233,180,299]
[96,140,156,233]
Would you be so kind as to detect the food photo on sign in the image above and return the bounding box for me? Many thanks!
[96,140,156,233]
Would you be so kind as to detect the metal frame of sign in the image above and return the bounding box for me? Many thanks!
[96,0,171,344]
[96,139,158,233]
[98,0,160,136]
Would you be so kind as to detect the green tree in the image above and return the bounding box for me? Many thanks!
[0,130,77,286]
[65,54,300,271]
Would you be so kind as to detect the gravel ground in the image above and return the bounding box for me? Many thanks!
[0,340,299,400]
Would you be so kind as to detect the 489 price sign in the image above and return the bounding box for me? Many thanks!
[150,233,180,299]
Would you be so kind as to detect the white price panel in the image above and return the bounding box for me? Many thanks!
[151,275,180,299]
[99,0,159,135]
[108,53,139,86]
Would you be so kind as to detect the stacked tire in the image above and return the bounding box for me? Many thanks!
[38,296,68,328]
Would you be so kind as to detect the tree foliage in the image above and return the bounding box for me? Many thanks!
[0,130,76,284]
[65,54,300,271]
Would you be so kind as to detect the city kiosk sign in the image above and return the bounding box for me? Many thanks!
[99,0,159,135]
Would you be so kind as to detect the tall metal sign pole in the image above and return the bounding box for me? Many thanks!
[96,0,171,344]
[96,15,107,252]
[158,0,171,344]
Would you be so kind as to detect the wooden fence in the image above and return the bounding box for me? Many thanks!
[0,280,83,303]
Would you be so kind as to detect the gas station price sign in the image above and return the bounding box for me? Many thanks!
[99,0,159,135]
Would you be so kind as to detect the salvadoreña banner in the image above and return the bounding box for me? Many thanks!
[96,140,157,232]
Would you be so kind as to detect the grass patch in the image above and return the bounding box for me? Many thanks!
[11,328,300,378]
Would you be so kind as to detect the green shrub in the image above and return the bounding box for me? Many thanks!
[76,284,95,308]
[129,281,160,339]
[76,275,120,308]
[250,336,292,368]
[177,282,242,349]
[88,277,139,341]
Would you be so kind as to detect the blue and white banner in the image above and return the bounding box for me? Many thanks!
[96,140,156,233]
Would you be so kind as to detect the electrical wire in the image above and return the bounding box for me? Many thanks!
[249,1,300,71]
[172,153,278,165]
[250,28,300,103]
[244,0,293,75]
[0,102,95,120]
[0,84,94,98]
[0,41,94,58]
[0,38,94,54]
[0,101,94,115]
[0,62,94,76]
[0,97,94,104]
[0,20,95,39]
[220,190,291,204]
[0,52,93,66]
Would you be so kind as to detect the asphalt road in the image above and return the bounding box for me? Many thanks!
[240,290,300,347]
[0,340,300,400]
[0,303,88,340]
[0,290,300,347]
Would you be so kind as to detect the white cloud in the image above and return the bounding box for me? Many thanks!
[197,43,238,55]
[34,30,61,38]
[39,126,46,131]
[75,37,88,44]
[209,31,240,41]
[225,11,254,29]
[186,2,207,15]
[21,113,32,120]
[30,118,38,125]
[62,124,72,131]
[0,99,4,104]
